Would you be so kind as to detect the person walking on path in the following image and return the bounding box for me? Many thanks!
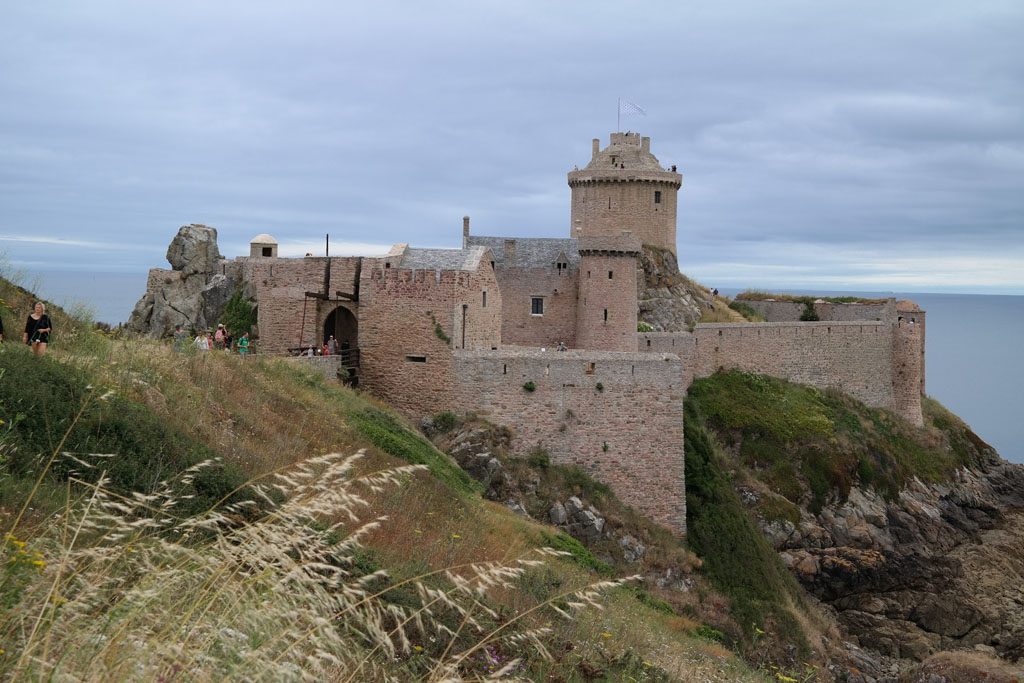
[214,324,226,350]
[172,324,188,352]
[23,302,52,356]
[237,332,250,357]
[194,330,210,351]
[327,335,337,355]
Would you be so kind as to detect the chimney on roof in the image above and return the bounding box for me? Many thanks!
[504,239,516,262]
[462,215,470,247]
[592,138,600,159]
[641,136,650,154]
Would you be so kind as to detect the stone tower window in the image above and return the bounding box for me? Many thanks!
[531,297,544,316]
[603,308,608,322]
[608,270,613,279]
[654,191,662,204]
[262,246,273,257]
[482,291,487,308]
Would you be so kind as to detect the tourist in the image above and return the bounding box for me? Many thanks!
[224,329,233,351]
[305,345,314,357]
[557,341,567,351]
[194,330,210,351]
[172,324,187,352]
[214,324,226,350]
[327,335,337,355]
[237,332,250,356]
[24,302,52,356]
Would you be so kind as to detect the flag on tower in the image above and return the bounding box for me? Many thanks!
[617,99,646,131]
[620,100,646,116]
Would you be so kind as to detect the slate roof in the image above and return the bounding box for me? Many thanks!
[466,236,579,268]
[399,246,488,271]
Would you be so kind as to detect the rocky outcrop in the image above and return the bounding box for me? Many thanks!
[637,245,716,331]
[749,459,1024,667]
[128,224,241,337]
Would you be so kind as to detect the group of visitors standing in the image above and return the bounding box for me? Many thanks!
[172,323,250,355]
[0,302,53,357]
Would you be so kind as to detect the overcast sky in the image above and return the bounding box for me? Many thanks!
[2,1,1022,293]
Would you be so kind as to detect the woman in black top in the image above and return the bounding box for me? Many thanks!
[24,302,52,356]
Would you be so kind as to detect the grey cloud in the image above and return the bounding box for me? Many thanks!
[1,1,1022,291]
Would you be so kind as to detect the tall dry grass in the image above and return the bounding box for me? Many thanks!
[1,441,632,681]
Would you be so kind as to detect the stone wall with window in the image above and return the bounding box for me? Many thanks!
[491,266,579,348]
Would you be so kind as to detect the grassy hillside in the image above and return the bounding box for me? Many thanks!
[687,370,995,514]
[0,278,769,681]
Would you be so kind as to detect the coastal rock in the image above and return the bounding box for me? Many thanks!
[636,245,715,331]
[772,459,1024,666]
[127,224,237,337]
[166,224,222,275]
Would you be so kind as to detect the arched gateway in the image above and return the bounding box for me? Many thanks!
[323,305,357,351]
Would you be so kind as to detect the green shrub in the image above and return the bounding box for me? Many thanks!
[694,624,726,643]
[527,448,550,469]
[432,410,458,433]
[637,321,654,333]
[798,299,819,321]
[220,290,257,336]
[522,381,536,393]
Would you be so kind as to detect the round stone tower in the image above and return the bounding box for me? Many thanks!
[567,132,682,256]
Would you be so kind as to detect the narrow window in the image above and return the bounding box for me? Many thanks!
[384,262,391,269]
[585,362,596,375]
[405,355,427,363]
[587,270,591,279]
[490,260,495,270]
[603,309,608,322]
[531,297,544,315]
[654,190,662,204]
[503,364,507,375]
[608,270,613,279]
[646,339,651,347]
[482,291,487,308]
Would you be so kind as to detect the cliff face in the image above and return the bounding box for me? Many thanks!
[689,371,1024,678]
[762,460,1024,663]
[637,246,716,330]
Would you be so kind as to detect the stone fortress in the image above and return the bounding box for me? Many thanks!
[129,132,927,535]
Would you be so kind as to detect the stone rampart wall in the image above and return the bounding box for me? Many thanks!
[453,348,686,533]
[743,299,896,323]
[286,355,343,381]
[691,322,896,409]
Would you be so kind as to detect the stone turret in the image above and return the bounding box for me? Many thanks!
[575,234,641,352]
[568,133,682,256]
[250,233,278,258]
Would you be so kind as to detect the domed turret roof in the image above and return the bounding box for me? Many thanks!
[250,233,278,244]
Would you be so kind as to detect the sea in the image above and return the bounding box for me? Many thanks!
[28,271,1024,465]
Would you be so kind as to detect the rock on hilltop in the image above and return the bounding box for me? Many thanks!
[128,224,244,337]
